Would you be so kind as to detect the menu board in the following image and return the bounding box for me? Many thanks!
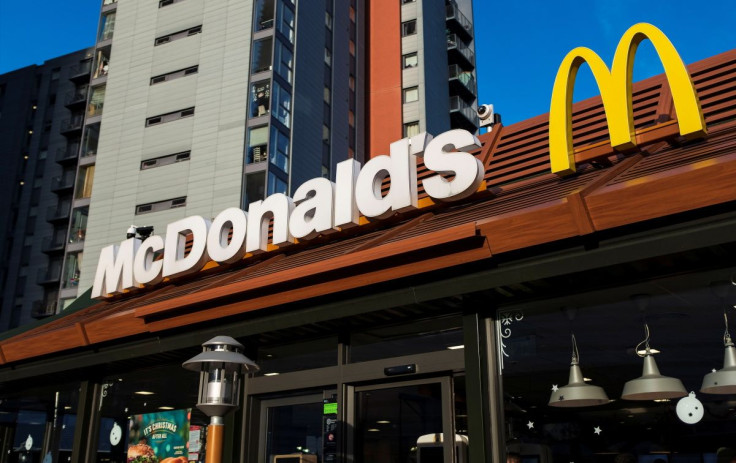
[127,409,191,463]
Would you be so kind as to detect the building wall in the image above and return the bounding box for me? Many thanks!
[79,0,253,292]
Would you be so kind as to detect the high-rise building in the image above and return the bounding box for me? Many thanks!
[0,49,96,331]
[76,0,478,296]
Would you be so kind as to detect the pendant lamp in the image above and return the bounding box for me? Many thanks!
[549,334,610,407]
[621,324,687,401]
[701,311,736,394]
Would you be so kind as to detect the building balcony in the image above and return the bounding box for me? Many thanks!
[55,146,79,164]
[60,116,84,135]
[69,61,92,83]
[448,64,477,101]
[68,226,86,245]
[446,3,473,42]
[31,300,58,319]
[47,204,71,223]
[51,174,76,193]
[449,96,478,133]
[447,34,475,69]
[42,236,67,254]
[37,267,61,286]
[64,89,88,108]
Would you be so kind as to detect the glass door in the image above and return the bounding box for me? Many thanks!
[351,378,458,463]
[258,393,335,463]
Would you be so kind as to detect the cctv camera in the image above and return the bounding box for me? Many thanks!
[477,104,493,120]
[477,104,501,129]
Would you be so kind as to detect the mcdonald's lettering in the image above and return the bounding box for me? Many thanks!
[548,23,707,176]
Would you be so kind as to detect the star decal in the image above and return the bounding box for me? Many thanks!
[593,426,602,435]
[558,395,565,401]
[552,384,559,392]
[527,421,534,430]
[713,368,717,373]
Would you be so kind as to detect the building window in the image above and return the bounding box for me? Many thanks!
[401,20,416,37]
[135,197,186,215]
[272,81,291,128]
[244,172,266,209]
[403,52,418,68]
[254,0,275,30]
[267,172,287,196]
[325,11,332,30]
[349,74,355,91]
[74,165,95,199]
[270,127,290,173]
[61,252,83,289]
[69,207,89,244]
[99,12,116,41]
[145,107,195,127]
[403,86,419,103]
[93,48,110,79]
[404,121,420,137]
[277,1,295,44]
[247,126,269,163]
[154,25,202,46]
[159,0,185,7]
[88,85,105,117]
[324,48,332,66]
[150,66,199,85]
[402,0,416,3]
[324,87,331,104]
[274,41,293,83]
[250,80,271,117]
[140,151,191,169]
[251,37,273,74]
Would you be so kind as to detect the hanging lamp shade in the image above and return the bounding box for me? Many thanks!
[621,350,687,400]
[549,334,609,407]
[549,359,610,407]
[701,338,736,394]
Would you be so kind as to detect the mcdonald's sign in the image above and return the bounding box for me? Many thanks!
[548,23,707,176]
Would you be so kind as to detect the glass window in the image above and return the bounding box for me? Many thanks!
[251,37,273,74]
[498,276,736,463]
[93,48,110,78]
[403,121,419,137]
[0,382,81,463]
[401,20,416,37]
[269,127,289,173]
[324,87,331,104]
[61,251,82,288]
[82,123,100,158]
[88,85,105,117]
[271,81,291,128]
[75,165,95,199]
[403,86,419,103]
[256,336,338,375]
[403,52,418,68]
[274,41,293,84]
[244,171,266,208]
[277,1,295,43]
[250,80,270,118]
[254,0,275,31]
[99,12,116,41]
[247,125,269,163]
[69,207,89,244]
[325,11,332,29]
[267,172,287,196]
[324,48,332,66]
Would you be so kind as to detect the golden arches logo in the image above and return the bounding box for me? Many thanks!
[548,23,707,176]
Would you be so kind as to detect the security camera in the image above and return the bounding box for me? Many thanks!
[477,104,501,129]
[136,225,155,240]
[126,225,137,239]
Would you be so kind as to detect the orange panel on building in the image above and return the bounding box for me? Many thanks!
[367,0,403,158]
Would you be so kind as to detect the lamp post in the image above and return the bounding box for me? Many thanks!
[183,336,258,463]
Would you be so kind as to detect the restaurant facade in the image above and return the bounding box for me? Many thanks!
[1,25,736,463]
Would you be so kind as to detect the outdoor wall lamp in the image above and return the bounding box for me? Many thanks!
[183,336,258,463]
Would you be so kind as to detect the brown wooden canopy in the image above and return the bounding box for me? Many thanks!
[2,49,735,366]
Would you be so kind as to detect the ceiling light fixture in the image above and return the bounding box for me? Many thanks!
[134,391,155,395]
[549,334,610,407]
[622,323,686,401]
[701,282,736,394]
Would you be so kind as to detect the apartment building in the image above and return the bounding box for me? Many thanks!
[0,49,96,330]
[0,0,478,318]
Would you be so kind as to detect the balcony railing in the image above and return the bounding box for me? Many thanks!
[69,61,92,82]
[42,236,66,254]
[51,174,76,192]
[65,88,88,107]
[61,116,84,134]
[446,3,473,41]
[449,95,478,131]
[447,34,475,68]
[47,204,71,222]
[31,300,58,319]
[37,267,62,285]
[55,146,79,164]
[448,64,476,97]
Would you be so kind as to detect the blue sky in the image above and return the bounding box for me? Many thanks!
[1,0,734,125]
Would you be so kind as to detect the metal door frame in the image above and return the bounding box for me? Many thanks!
[346,376,455,463]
